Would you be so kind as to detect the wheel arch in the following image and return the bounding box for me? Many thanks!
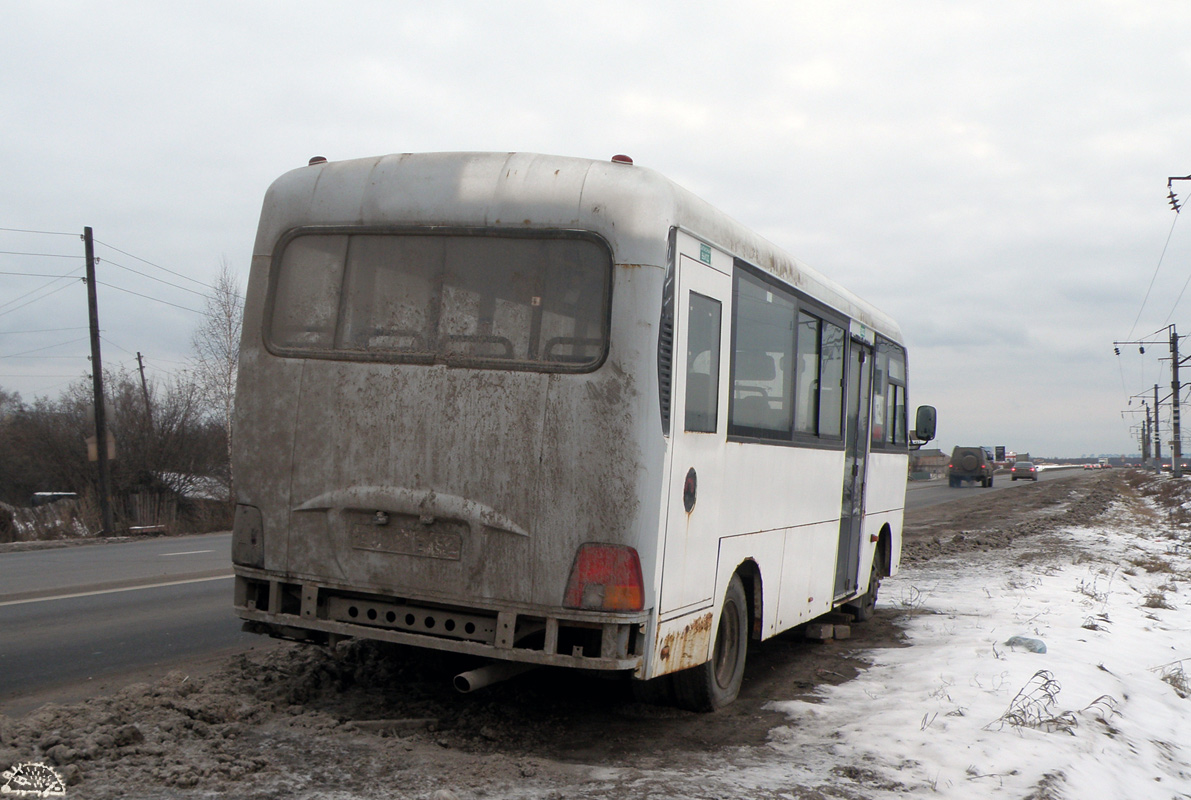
[875,523,893,578]
[732,558,763,641]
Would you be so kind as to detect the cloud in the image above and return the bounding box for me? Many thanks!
[4,1,1191,453]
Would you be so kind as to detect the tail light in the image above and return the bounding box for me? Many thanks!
[563,543,644,611]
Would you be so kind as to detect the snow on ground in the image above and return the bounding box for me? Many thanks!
[760,503,1191,799]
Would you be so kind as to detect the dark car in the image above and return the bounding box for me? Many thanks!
[948,446,996,488]
[1010,461,1038,481]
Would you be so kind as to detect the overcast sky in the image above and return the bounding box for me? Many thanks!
[4,1,1191,458]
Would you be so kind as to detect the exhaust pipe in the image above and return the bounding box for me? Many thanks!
[453,660,539,693]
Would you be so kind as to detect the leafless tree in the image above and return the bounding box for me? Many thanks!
[0,372,229,526]
[0,386,21,419]
[191,259,244,495]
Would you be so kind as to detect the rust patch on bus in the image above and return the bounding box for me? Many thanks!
[659,612,714,671]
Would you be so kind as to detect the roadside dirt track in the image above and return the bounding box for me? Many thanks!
[0,470,1128,799]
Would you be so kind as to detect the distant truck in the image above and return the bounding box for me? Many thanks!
[1015,453,1031,464]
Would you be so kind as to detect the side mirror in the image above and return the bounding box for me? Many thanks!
[913,405,937,443]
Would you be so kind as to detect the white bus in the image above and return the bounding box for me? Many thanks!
[232,151,935,710]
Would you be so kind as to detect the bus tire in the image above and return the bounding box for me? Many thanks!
[673,573,748,712]
[847,554,881,622]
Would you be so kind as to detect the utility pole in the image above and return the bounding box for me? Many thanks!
[1155,384,1162,466]
[1172,326,1183,478]
[1142,403,1152,462]
[136,351,153,430]
[84,227,114,533]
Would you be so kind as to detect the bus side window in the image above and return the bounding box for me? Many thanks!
[685,293,721,433]
[887,345,907,446]
[871,348,888,444]
[818,321,845,438]
[872,339,908,447]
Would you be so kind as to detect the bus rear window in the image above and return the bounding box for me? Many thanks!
[267,230,612,371]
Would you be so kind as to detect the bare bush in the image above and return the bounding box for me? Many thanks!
[0,369,229,536]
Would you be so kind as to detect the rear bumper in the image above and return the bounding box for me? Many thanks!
[234,567,647,672]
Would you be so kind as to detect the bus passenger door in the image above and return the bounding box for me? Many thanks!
[660,254,731,616]
[835,339,872,599]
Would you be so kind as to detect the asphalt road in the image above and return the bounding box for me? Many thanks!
[905,465,1088,510]
[0,533,264,713]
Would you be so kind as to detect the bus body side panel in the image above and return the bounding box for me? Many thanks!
[779,522,841,628]
[725,443,847,633]
[860,450,909,577]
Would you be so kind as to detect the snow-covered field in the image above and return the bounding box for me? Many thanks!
[758,500,1191,799]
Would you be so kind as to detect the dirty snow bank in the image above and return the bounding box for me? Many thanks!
[766,494,1191,799]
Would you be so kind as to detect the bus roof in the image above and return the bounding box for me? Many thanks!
[256,151,903,343]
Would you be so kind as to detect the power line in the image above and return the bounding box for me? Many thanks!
[140,353,192,367]
[94,239,212,289]
[99,336,140,357]
[1127,212,1181,341]
[0,227,77,237]
[0,336,91,359]
[1167,245,1191,324]
[0,250,83,259]
[0,270,79,278]
[0,327,89,335]
[101,257,209,298]
[0,277,80,318]
[94,280,208,316]
[0,267,83,312]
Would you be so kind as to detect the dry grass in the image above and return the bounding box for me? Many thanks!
[1129,555,1175,573]
[985,670,1077,734]
[1143,591,1176,610]
[1161,665,1190,698]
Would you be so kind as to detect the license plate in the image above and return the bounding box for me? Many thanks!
[350,524,462,560]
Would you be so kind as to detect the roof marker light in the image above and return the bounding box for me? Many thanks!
[611,154,634,165]
[308,156,328,166]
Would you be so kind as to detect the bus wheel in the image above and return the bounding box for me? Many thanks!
[674,573,748,711]
[847,555,881,622]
